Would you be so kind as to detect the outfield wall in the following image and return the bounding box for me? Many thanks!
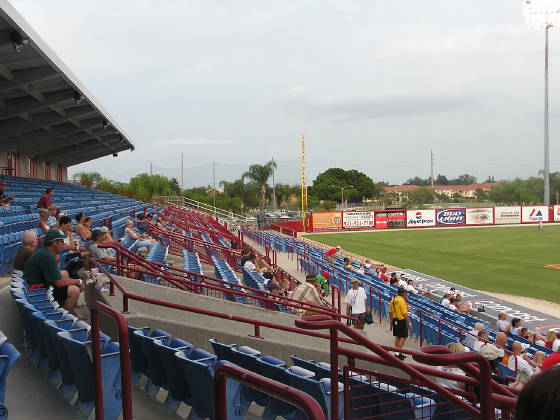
[296,205,560,232]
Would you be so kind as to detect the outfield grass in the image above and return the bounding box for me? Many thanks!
[304,225,560,303]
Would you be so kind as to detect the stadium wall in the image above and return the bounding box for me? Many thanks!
[0,147,67,181]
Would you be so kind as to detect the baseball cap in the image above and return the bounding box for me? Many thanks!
[365,263,371,269]
[336,245,341,249]
[95,226,109,233]
[351,278,358,283]
[321,272,330,280]
[44,229,67,243]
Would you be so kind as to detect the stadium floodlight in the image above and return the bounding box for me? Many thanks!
[331,184,353,209]
[524,0,560,205]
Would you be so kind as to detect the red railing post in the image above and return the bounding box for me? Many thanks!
[330,325,339,420]
[378,290,382,323]
[419,311,423,346]
[122,295,129,314]
[90,301,133,420]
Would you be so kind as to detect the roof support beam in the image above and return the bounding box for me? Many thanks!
[64,144,132,167]
[0,105,95,139]
[0,66,58,93]
[37,134,121,161]
[0,89,74,120]
[30,128,116,156]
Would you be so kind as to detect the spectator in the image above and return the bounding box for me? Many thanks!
[93,226,113,243]
[37,187,54,209]
[397,274,407,289]
[325,245,341,264]
[496,312,509,333]
[291,274,323,316]
[75,213,91,241]
[379,267,389,282]
[545,331,556,349]
[38,208,50,233]
[464,322,484,349]
[518,327,529,339]
[532,332,546,348]
[515,367,560,420]
[508,342,535,387]
[479,336,506,368]
[509,318,522,336]
[316,271,330,296]
[390,272,398,283]
[440,293,452,308]
[552,332,560,352]
[239,245,252,267]
[473,329,489,352]
[0,181,14,207]
[541,347,560,372]
[46,206,58,229]
[389,288,412,360]
[356,263,365,275]
[243,254,260,272]
[343,257,355,271]
[89,229,117,264]
[57,215,90,260]
[452,294,470,313]
[23,229,84,318]
[124,219,155,249]
[365,263,374,275]
[345,278,368,330]
[435,342,467,391]
[13,230,38,271]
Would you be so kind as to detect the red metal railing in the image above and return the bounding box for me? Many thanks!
[90,300,133,420]
[213,363,325,420]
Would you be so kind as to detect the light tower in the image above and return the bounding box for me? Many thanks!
[300,133,308,231]
[524,0,560,205]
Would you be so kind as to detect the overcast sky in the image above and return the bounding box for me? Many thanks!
[10,0,560,187]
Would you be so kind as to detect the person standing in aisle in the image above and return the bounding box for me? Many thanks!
[389,288,413,360]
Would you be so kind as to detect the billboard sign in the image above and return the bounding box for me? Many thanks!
[375,211,388,229]
[436,208,466,226]
[494,206,521,225]
[311,211,342,230]
[465,207,494,225]
[406,209,436,227]
[521,206,549,223]
[554,205,560,222]
[343,211,375,228]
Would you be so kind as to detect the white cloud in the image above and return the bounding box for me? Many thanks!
[155,138,237,146]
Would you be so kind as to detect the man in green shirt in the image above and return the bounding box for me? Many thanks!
[23,229,84,317]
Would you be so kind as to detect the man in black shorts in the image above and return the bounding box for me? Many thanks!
[23,229,84,318]
[389,287,413,360]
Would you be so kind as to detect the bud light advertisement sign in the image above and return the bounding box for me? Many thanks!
[436,208,466,226]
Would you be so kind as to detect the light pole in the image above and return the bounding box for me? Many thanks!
[331,184,353,209]
[524,0,560,205]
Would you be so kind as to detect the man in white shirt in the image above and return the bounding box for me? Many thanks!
[345,278,368,330]
[552,333,560,352]
[496,312,509,333]
[243,254,259,272]
[397,275,407,289]
[440,293,452,308]
[464,322,484,349]
[508,342,534,384]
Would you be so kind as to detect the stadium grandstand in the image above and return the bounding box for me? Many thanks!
[1,1,556,420]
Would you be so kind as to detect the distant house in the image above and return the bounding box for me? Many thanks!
[384,183,498,202]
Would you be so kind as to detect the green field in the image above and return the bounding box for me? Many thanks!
[304,225,560,303]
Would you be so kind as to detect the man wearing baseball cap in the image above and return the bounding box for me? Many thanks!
[0,181,14,207]
[23,229,85,318]
[325,245,341,264]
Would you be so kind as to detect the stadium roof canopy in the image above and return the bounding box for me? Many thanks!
[0,0,134,166]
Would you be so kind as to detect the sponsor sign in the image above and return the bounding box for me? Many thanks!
[374,211,387,229]
[494,206,521,224]
[311,211,342,230]
[436,208,466,226]
[521,205,549,223]
[555,205,560,222]
[387,210,406,221]
[465,207,494,225]
[343,211,375,228]
[406,209,436,227]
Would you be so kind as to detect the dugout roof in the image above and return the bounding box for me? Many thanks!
[0,0,134,166]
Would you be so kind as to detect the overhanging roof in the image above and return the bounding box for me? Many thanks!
[0,0,134,166]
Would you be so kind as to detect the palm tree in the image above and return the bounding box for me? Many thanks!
[242,160,277,226]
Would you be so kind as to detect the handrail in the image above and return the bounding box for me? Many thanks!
[295,315,500,420]
[90,300,133,420]
[93,242,341,317]
[213,363,325,420]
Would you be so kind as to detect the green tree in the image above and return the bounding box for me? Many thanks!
[309,168,376,203]
[404,176,430,186]
[73,171,103,187]
[242,160,277,224]
[407,187,436,206]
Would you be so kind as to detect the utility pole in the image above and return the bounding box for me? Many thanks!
[150,162,152,176]
[181,152,184,190]
[272,156,276,212]
[213,161,216,218]
[430,150,434,188]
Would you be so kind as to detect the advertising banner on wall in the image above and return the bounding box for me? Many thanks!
[374,211,388,229]
[406,209,436,227]
[494,206,521,224]
[311,211,342,230]
[342,211,375,228]
[465,207,494,225]
[554,205,560,222]
[521,206,549,223]
[436,208,466,226]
